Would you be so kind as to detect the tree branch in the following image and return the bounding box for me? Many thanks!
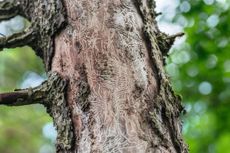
[0,89,36,106]
[156,32,185,57]
[167,32,185,40]
[0,27,38,51]
[0,84,47,106]
[0,72,68,107]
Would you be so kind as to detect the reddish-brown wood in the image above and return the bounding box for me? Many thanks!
[50,1,187,152]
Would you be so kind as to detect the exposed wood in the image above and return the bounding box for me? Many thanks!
[52,0,188,152]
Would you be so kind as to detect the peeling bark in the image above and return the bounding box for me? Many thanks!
[0,0,188,153]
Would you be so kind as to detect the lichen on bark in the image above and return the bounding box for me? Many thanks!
[134,0,188,152]
[43,72,75,152]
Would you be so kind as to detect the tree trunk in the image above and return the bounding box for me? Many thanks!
[0,0,188,153]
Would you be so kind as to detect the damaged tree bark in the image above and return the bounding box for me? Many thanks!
[0,0,188,152]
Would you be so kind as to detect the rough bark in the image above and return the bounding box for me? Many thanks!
[0,0,188,153]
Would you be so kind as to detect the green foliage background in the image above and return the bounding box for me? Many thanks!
[159,0,230,152]
[0,47,54,153]
[0,0,229,152]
